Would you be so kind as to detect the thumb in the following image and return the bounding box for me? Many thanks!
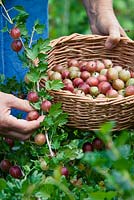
[105,26,120,49]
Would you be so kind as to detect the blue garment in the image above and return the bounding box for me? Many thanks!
[0,0,48,81]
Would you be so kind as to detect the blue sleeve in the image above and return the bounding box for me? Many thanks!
[0,0,48,81]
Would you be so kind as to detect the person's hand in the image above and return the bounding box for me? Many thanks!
[0,92,44,140]
[90,11,129,49]
[82,0,131,49]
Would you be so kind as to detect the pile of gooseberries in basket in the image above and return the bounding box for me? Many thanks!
[47,59,134,99]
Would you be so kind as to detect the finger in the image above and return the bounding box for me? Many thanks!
[5,115,44,134]
[1,131,32,141]
[105,26,120,49]
[7,94,34,112]
[90,24,100,35]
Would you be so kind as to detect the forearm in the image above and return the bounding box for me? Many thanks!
[82,0,128,49]
[82,0,113,24]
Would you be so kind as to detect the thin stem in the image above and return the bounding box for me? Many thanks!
[45,130,55,157]
[19,37,27,51]
[1,1,13,24]
[29,27,35,48]
[37,81,40,92]
[2,13,12,24]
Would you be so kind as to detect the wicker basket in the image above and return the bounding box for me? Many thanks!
[40,33,134,131]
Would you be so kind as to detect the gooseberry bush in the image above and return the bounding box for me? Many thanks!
[0,2,134,200]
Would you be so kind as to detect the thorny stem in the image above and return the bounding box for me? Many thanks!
[45,130,55,157]
[0,1,13,24]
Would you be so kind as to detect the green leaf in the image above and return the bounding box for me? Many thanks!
[45,177,75,200]
[115,131,129,147]
[54,113,68,127]
[49,103,62,116]
[13,6,29,23]
[14,6,26,12]
[1,25,8,33]
[26,46,39,61]
[13,12,29,24]
[30,170,44,184]
[0,178,7,191]
[43,115,54,128]
[35,185,53,199]
[38,62,48,73]
[37,38,50,51]
[42,46,52,52]
[18,24,28,37]
[45,80,64,91]
[100,121,115,135]
[83,151,106,167]
[26,70,40,83]
[0,74,5,83]
[38,53,48,62]
[118,144,130,159]
[89,191,117,200]
[30,101,41,110]
[113,158,130,170]
[34,21,45,34]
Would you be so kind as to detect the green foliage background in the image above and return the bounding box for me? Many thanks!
[49,0,134,40]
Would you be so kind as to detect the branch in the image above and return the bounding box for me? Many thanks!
[45,130,55,157]
[0,1,13,24]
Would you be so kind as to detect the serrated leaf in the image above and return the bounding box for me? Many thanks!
[37,38,50,49]
[26,70,40,83]
[38,53,48,62]
[35,24,45,34]
[49,103,62,115]
[45,80,64,91]
[42,46,52,52]
[34,186,52,199]
[26,46,39,61]
[54,113,68,127]
[30,170,44,184]
[38,63,48,73]
[43,116,54,128]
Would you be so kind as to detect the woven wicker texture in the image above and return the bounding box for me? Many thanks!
[40,33,134,131]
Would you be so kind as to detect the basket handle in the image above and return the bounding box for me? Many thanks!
[50,33,133,47]
[50,33,105,47]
